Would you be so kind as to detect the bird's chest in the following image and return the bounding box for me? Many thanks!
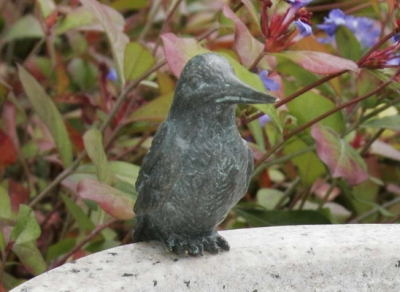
[178,131,250,200]
[185,129,246,171]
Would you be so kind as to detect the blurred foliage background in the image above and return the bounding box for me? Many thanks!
[0,0,399,290]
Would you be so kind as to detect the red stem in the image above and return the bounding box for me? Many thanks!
[254,67,400,167]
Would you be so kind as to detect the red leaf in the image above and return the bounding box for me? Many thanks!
[311,124,369,185]
[222,5,275,69]
[77,178,135,220]
[66,123,84,153]
[2,101,19,149]
[0,129,17,166]
[274,51,358,74]
[161,33,209,77]
[8,180,30,213]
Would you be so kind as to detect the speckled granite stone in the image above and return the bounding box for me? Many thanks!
[11,225,400,292]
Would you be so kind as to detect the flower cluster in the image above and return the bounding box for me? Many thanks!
[361,44,400,68]
[260,0,313,52]
[317,9,381,48]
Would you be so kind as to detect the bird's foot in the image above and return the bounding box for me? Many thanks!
[164,232,230,256]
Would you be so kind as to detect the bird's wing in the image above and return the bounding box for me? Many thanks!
[134,122,182,216]
[245,142,255,184]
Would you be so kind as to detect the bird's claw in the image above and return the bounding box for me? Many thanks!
[164,233,230,256]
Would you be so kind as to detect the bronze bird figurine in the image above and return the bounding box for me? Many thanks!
[132,53,277,255]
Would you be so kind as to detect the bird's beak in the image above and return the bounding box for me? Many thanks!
[216,76,278,105]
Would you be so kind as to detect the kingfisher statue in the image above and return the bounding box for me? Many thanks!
[132,53,277,255]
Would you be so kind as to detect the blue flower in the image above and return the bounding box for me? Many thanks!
[316,9,346,37]
[259,70,280,91]
[317,9,380,48]
[344,16,380,47]
[387,54,400,66]
[284,0,313,28]
[294,20,312,37]
[393,33,400,42]
[286,0,312,10]
[258,114,271,127]
[107,68,118,81]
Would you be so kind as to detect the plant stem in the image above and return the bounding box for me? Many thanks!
[252,144,315,178]
[249,51,266,71]
[317,179,337,210]
[357,31,397,66]
[349,197,400,223]
[255,68,400,168]
[152,0,183,55]
[29,61,166,207]
[360,128,385,156]
[244,70,346,125]
[51,218,118,269]
[276,70,346,108]
[138,0,162,42]
[246,29,398,125]
[275,176,300,209]
[29,150,87,207]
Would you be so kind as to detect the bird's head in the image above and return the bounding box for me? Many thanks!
[170,53,278,113]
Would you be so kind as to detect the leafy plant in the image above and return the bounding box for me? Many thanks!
[0,0,400,289]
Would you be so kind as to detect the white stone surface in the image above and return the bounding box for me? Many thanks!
[11,225,400,292]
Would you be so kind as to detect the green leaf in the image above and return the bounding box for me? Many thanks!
[287,90,345,134]
[356,70,380,108]
[3,15,44,43]
[247,119,265,150]
[361,115,400,131]
[251,103,282,134]
[283,138,325,186]
[62,161,139,198]
[347,179,379,218]
[0,186,12,220]
[124,42,155,81]
[10,205,41,245]
[110,0,149,11]
[12,241,47,275]
[256,188,288,210]
[2,272,21,291]
[80,0,129,85]
[0,230,5,252]
[56,6,98,34]
[18,65,73,166]
[83,128,116,185]
[46,238,76,262]
[77,178,135,220]
[61,193,96,231]
[85,239,120,253]
[368,68,400,91]
[68,58,98,90]
[130,92,173,121]
[109,161,140,187]
[335,26,362,62]
[311,124,369,185]
[37,0,56,18]
[234,206,331,226]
